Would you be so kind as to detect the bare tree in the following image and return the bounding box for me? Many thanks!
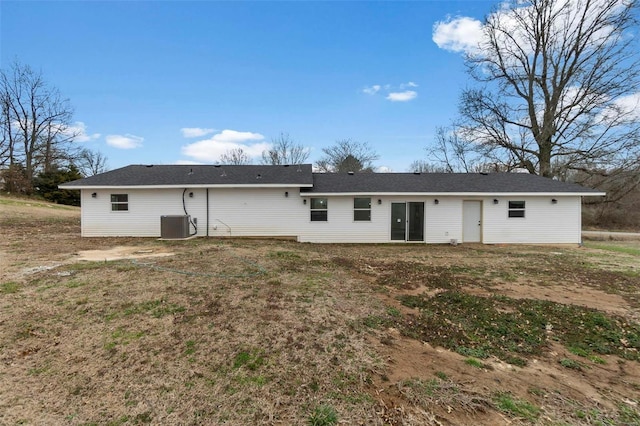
[0,93,9,168]
[76,148,108,177]
[261,132,309,165]
[0,61,77,192]
[315,139,379,173]
[408,160,447,173]
[455,0,640,180]
[428,126,491,173]
[220,148,252,165]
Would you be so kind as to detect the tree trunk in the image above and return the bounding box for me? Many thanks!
[538,140,553,178]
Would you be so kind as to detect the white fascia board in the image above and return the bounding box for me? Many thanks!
[300,192,606,197]
[59,183,314,190]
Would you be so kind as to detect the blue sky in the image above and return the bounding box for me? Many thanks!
[1,1,496,172]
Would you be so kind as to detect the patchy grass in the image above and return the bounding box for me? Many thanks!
[1,281,20,294]
[583,241,640,256]
[0,196,78,211]
[492,392,540,422]
[2,197,640,425]
[394,291,640,365]
[397,376,490,415]
[559,358,586,371]
[106,298,186,320]
[307,404,338,426]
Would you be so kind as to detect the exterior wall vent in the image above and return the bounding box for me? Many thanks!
[161,215,190,239]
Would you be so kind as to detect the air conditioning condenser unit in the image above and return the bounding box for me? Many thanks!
[160,215,190,239]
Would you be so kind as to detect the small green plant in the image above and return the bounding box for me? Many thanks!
[308,404,338,426]
[559,358,584,370]
[589,355,606,364]
[493,392,540,422]
[618,403,640,423]
[456,346,489,359]
[434,371,448,381]
[104,327,145,351]
[386,306,401,317]
[233,349,266,371]
[1,281,20,294]
[28,363,51,376]
[464,358,485,369]
[363,314,385,329]
[528,387,545,397]
[133,411,152,424]
[504,355,527,367]
[568,346,589,357]
[184,340,196,356]
[65,280,85,288]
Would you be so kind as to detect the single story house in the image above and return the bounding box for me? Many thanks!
[59,164,604,244]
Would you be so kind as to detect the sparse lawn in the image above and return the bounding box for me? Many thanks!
[1,195,639,425]
[583,240,640,256]
[394,291,640,365]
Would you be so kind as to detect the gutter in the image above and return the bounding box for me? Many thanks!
[299,192,606,197]
[59,183,314,190]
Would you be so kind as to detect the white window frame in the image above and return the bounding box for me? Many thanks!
[310,197,328,222]
[508,200,525,218]
[353,197,371,221]
[111,194,129,212]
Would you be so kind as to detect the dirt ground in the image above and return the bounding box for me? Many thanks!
[1,196,639,425]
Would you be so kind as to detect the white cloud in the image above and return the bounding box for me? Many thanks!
[67,121,101,142]
[598,92,640,123]
[181,129,269,162]
[181,127,216,138]
[363,85,381,95]
[376,166,393,173]
[386,91,418,102]
[106,134,144,149]
[400,81,418,89]
[175,159,204,165]
[432,16,484,53]
[363,83,419,102]
[614,93,640,120]
[434,0,626,56]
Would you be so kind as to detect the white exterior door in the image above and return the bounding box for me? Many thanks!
[463,201,482,243]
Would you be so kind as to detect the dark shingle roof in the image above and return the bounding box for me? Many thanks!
[302,172,603,194]
[60,165,603,194]
[60,164,314,187]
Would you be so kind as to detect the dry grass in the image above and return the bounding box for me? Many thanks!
[1,195,639,425]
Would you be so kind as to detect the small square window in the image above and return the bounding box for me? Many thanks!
[111,194,129,211]
[311,210,328,221]
[354,197,371,221]
[310,198,327,210]
[310,197,328,221]
[354,210,371,221]
[508,200,525,218]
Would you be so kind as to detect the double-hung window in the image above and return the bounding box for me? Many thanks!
[508,201,525,218]
[310,197,328,221]
[354,197,371,221]
[111,194,129,211]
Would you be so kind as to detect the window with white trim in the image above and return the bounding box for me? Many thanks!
[111,194,129,211]
[354,197,371,221]
[508,200,525,218]
[310,197,328,221]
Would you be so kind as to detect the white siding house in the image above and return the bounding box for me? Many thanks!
[60,164,604,244]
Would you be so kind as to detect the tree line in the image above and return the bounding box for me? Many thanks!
[1,61,107,204]
[220,134,379,173]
